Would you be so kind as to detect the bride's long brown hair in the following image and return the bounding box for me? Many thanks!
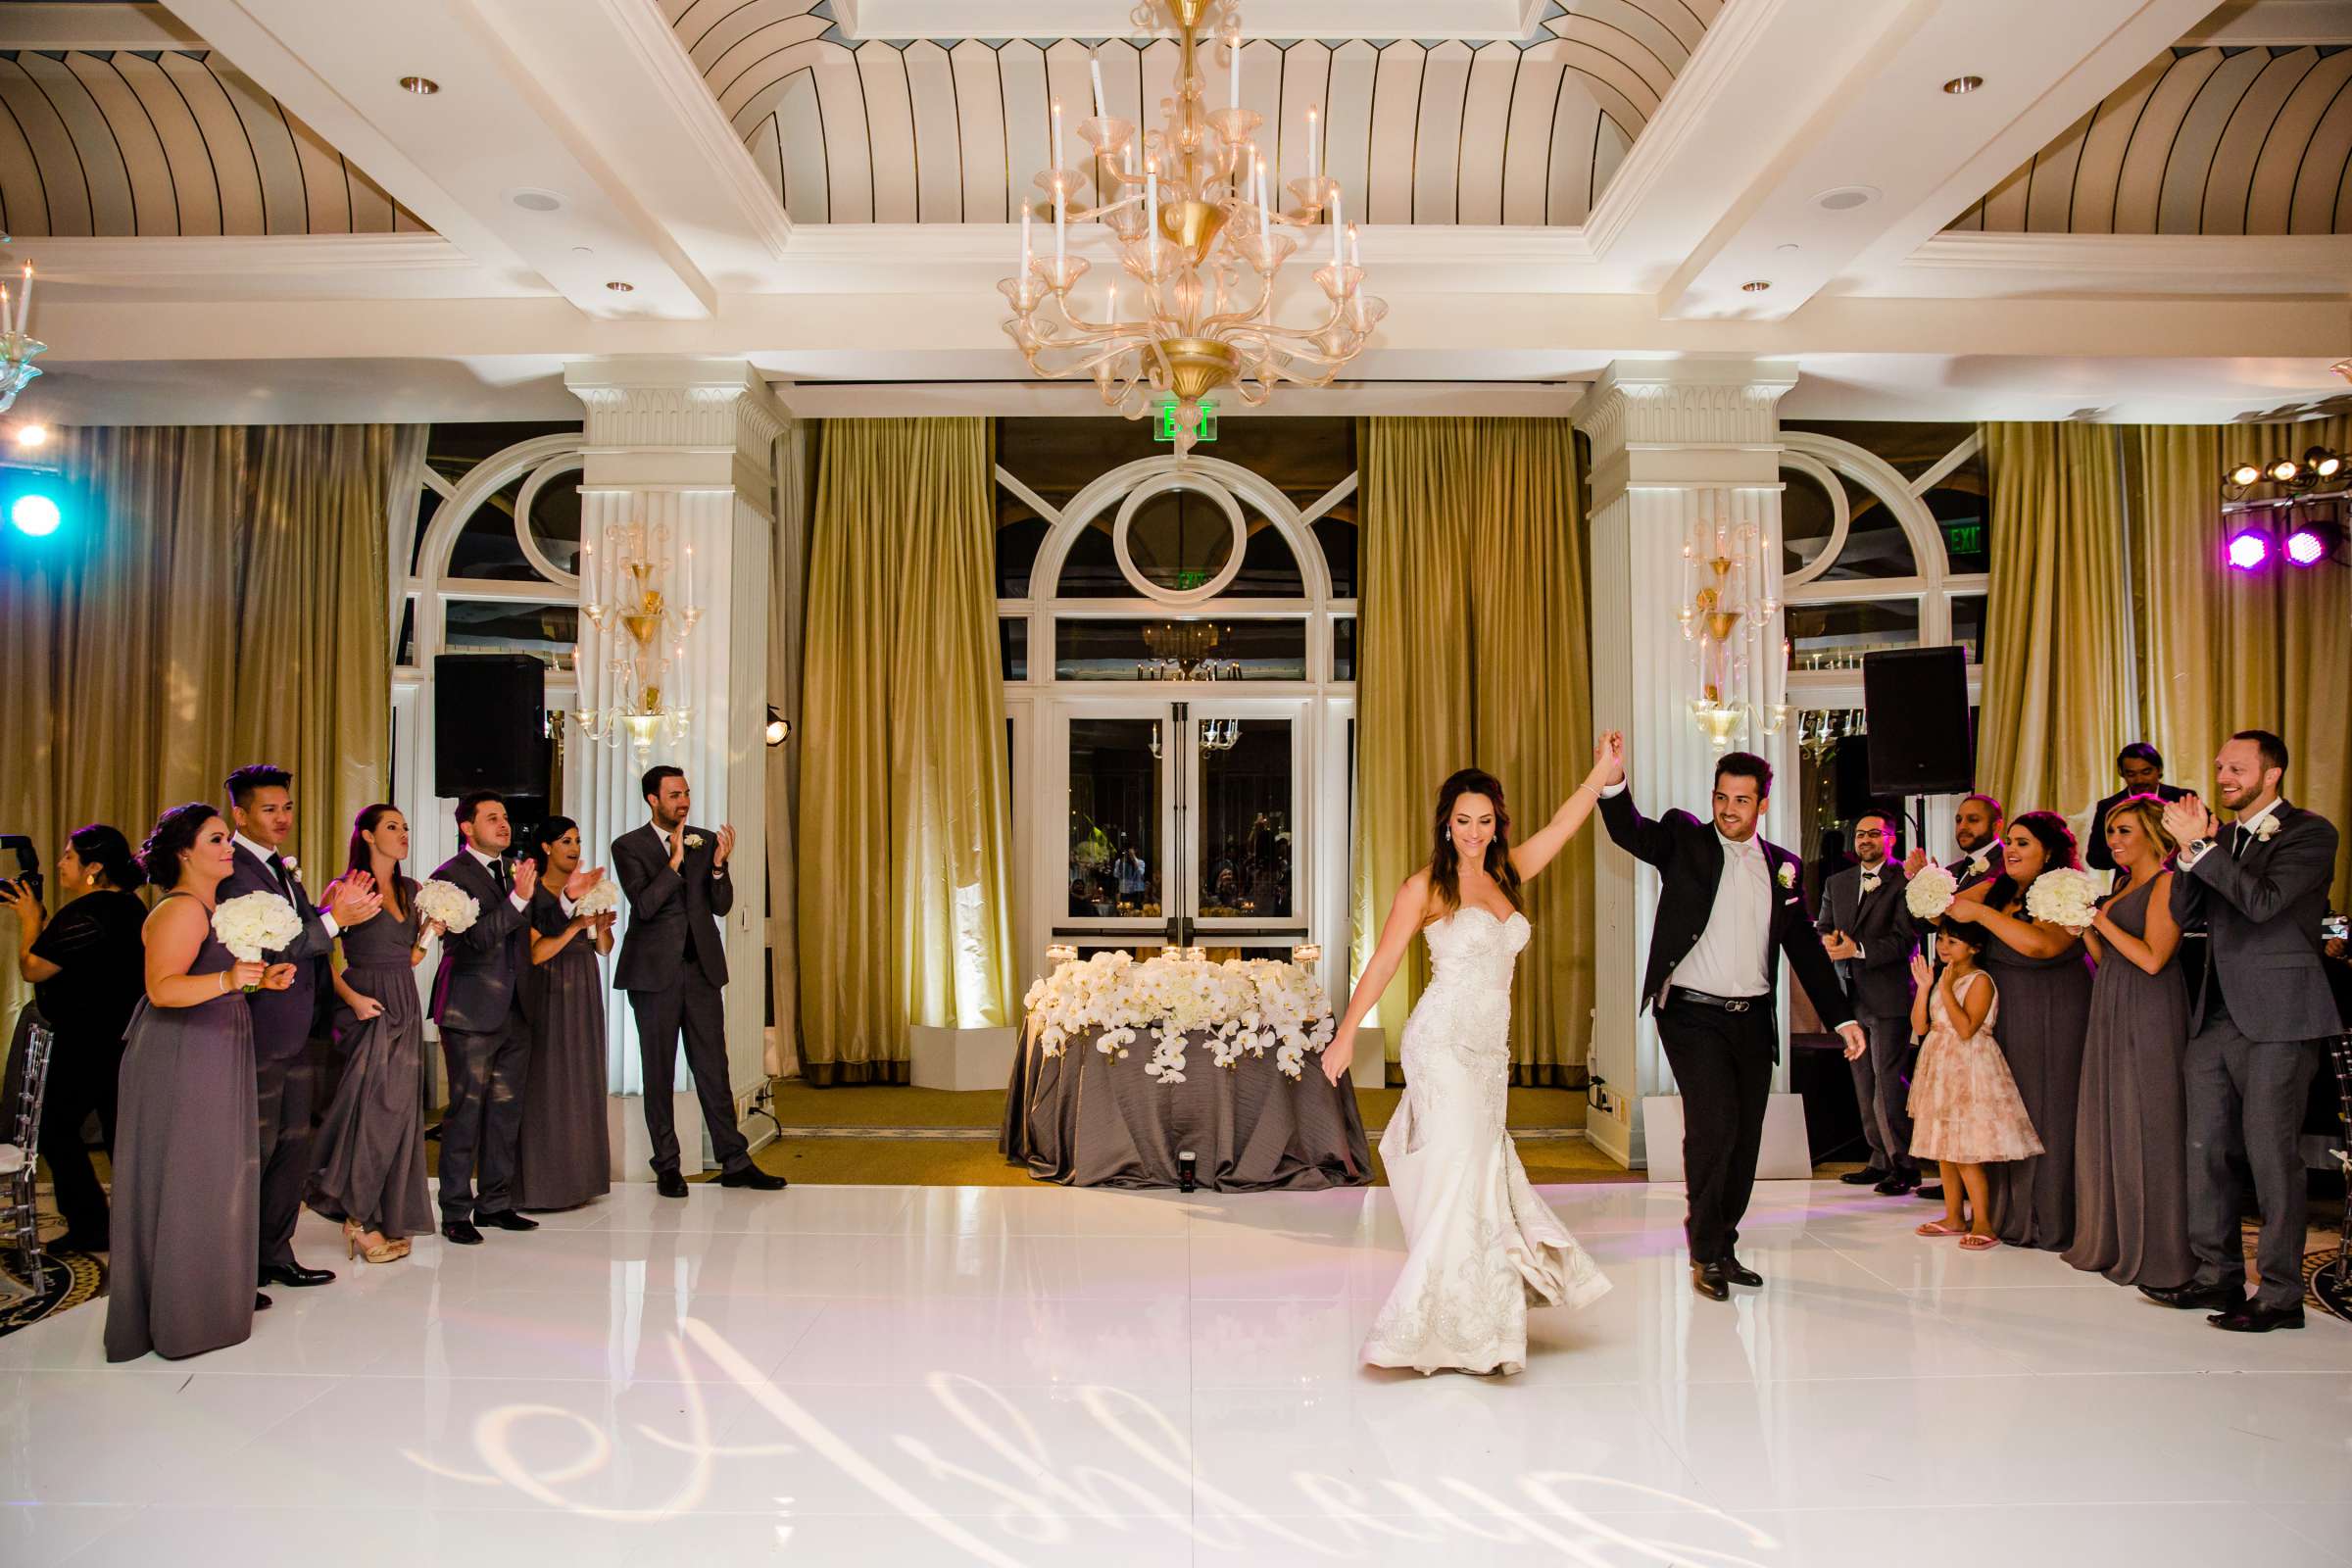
[1430,767,1525,916]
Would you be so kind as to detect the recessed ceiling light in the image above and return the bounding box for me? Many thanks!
[510,188,564,213]
[1775,243,1801,254]
[1942,74,1984,94]
[1740,279,1772,293]
[606,280,635,293]
[1815,184,1881,212]
[399,75,439,96]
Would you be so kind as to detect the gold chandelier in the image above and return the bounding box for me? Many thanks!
[1001,0,1385,452]
[1678,514,1788,751]
[573,520,702,756]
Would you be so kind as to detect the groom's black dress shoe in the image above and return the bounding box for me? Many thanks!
[657,1170,690,1199]
[440,1221,484,1247]
[1915,1185,1945,1201]
[2210,1304,2305,1333]
[1838,1167,1886,1186]
[1690,1262,1731,1301]
[253,1293,272,1311]
[2140,1281,2243,1312]
[1873,1172,1920,1197]
[1718,1255,1763,1289]
[718,1166,788,1191]
[259,1262,335,1289]
[475,1209,539,1232]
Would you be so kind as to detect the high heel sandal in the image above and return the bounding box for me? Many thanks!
[342,1219,364,1258]
[352,1227,404,1264]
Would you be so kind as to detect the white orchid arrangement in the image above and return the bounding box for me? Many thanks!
[1023,952,1336,1083]
[572,877,621,918]
[213,891,303,971]
[2025,866,2101,931]
[416,878,481,934]
[1905,862,1960,921]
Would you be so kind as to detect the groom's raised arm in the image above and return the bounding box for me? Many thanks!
[1597,784,1675,871]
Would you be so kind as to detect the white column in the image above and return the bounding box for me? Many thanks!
[563,358,790,1178]
[1576,360,1798,1170]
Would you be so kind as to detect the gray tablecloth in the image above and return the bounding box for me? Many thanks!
[1001,1022,1372,1191]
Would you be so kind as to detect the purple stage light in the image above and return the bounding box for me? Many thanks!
[2284,527,2328,566]
[2226,529,2271,570]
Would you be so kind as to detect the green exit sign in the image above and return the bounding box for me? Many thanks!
[1155,399,1218,444]
[1941,519,1984,556]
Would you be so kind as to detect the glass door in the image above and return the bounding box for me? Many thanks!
[1186,700,1308,959]
[1050,699,1307,963]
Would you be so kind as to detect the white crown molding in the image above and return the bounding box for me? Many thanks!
[1902,229,2352,274]
[2181,0,2352,44]
[780,220,1598,267]
[22,233,484,280]
[594,0,794,265]
[0,2,202,51]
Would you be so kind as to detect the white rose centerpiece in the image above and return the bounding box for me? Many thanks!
[1023,951,1335,1082]
[2025,866,2101,931]
[212,892,303,991]
[1905,862,1959,921]
[573,878,620,918]
[416,878,481,934]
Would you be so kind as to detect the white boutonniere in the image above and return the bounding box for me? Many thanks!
[684,833,706,850]
[2250,815,2280,843]
[1859,872,1881,896]
[278,856,297,874]
[1777,863,1796,889]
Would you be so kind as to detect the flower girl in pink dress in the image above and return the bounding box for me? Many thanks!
[1906,919,2043,1250]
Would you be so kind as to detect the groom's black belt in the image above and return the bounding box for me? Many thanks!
[1663,986,1764,1014]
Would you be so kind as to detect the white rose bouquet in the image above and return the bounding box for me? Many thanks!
[212,892,303,990]
[573,878,620,918]
[2025,866,2101,931]
[1905,862,1959,921]
[416,878,481,934]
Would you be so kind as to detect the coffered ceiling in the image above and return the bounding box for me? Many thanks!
[6,0,2352,424]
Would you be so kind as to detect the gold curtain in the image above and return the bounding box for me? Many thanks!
[1977,422,2133,824]
[1,423,416,1023]
[1352,416,1592,1085]
[2129,420,2352,906]
[797,418,1017,1084]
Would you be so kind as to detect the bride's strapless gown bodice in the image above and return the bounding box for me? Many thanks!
[1361,906,1610,1377]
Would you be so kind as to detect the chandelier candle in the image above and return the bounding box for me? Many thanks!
[998,0,1384,451]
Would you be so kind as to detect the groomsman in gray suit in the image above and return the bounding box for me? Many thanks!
[2150,730,2342,1332]
[223,763,379,1292]
[1818,810,1920,1195]
[612,765,784,1199]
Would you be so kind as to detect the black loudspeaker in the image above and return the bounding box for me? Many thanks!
[1863,647,1974,798]
[433,655,550,799]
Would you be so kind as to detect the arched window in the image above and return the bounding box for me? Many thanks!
[390,424,586,878]
[994,419,1357,990]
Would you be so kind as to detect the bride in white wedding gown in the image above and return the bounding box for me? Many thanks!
[1323,742,1617,1375]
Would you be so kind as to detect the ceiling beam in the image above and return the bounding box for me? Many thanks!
[0,3,201,51]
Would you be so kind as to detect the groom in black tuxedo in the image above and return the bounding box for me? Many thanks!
[427,790,540,1245]
[2149,730,2341,1332]
[612,765,782,1198]
[223,763,379,1292]
[1597,738,1865,1301]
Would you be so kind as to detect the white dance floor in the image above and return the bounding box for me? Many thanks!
[3,1178,2348,1567]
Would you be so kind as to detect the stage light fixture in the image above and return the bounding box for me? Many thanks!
[2228,462,2263,487]
[10,492,60,537]
[2284,527,2328,566]
[12,422,46,449]
[2225,529,2272,570]
[763,706,790,747]
[2306,446,2344,479]
[2267,458,2301,483]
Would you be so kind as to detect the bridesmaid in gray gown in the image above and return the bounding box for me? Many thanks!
[514,817,612,1211]
[107,805,295,1363]
[1943,811,2095,1252]
[309,805,435,1264]
[2066,797,2193,1288]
